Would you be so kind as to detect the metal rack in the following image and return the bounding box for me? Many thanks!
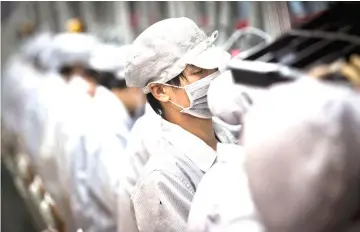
[229,2,360,87]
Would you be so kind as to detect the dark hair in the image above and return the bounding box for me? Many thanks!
[59,65,100,83]
[146,73,186,116]
[97,71,127,89]
[84,68,100,83]
[97,71,113,89]
[59,66,73,76]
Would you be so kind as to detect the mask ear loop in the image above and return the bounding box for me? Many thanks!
[168,99,186,111]
[146,82,188,112]
[160,83,192,110]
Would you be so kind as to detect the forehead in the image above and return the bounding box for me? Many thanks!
[184,64,202,73]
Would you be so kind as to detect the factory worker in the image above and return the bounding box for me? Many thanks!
[187,78,360,232]
[34,33,99,232]
[1,40,32,153]
[207,70,253,139]
[207,58,280,141]
[89,43,146,133]
[117,103,162,232]
[50,32,99,96]
[244,79,360,232]
[64,43,146,232]
[20,33,55,159]
[2,33,53,157]
[122,17,240,232]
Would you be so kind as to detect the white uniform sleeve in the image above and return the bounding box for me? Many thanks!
[87,132,127,215]
[117,116,155,232]
[187,150,264,232]
[70,130,127,232]
[132,171,194,232]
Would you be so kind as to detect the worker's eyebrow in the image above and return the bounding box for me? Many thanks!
[185,64,202,73]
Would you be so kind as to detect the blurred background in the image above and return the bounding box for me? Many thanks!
[1,1,330,68]
[1,1,332,232]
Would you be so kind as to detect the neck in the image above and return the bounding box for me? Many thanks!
[164,112,217,150]
[112,89,133,115]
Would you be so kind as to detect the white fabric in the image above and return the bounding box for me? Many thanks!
[3,33,53,156]
[208,70,253,126]
[51,33,99,69]
[120,117,237,232]
[2,55,42,154]
[167,71,221,119]
[68,75,93,95]
[124,17,230,93]
[21,33,53,63]
[67,86,138,232]
[36,73,94,232]
[211,117,242,141]
[244,78,360,232]
[117,109,162,232]
[187,146,264,232]
[93,86,134,135]
[89,44,132,79]
[28,72,68,167]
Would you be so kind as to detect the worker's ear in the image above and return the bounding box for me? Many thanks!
[149,83,170,103]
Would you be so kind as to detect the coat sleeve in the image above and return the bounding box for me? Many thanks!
[131,171,195,232]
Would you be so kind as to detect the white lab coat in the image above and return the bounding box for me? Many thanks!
[117,110,238,232]
[117,105,162,232]
[67,85,140,232]
[93,86,134,137]
[187,148,264,232]
[2,56,39,152]
[34,72,94,231]
[20,68,52,160]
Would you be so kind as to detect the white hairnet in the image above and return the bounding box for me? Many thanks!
[21,33,53,64]
[50,33,99,70]
[125,17,231,93]
[244,78,360,232]
[89,44,132,80]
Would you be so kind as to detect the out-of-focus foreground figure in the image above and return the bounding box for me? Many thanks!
[188,77,360,232]
[244,78,360,232]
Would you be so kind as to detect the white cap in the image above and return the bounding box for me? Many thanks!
[244,78,360,232]
[51,33,99,69]
[21,33,53,63]
[89,44,131,80]
[125,17,231,93]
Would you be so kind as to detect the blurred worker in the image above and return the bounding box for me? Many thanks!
[117,103,162,232]
[89,43,146,133]
[50,32,99,94]
[66,43,146,232]
[244,78,360,232]
[207,70,253,139]
[35,32,99,232]
[2,32,53,157]
[187,78,360,232]
[21,33,54,149]
[122,17,240,232]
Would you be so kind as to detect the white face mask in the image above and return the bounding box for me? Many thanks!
[68,75,91,95]
[167,71,220,119]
